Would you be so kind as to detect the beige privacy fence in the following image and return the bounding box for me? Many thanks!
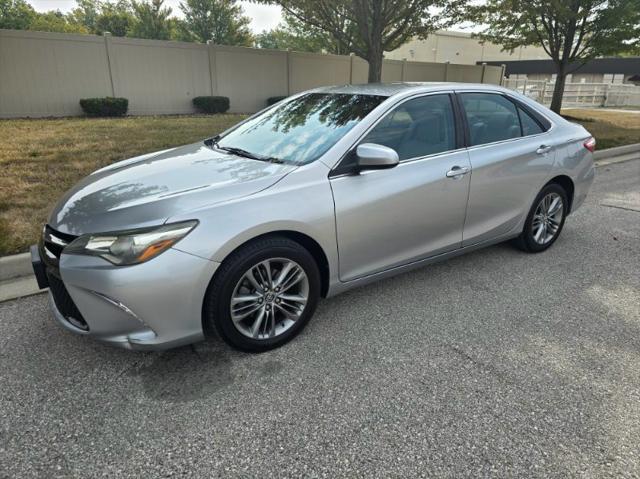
[0,29,504,118]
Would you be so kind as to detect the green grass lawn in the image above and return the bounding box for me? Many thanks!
[561,108,640,150]
[0,114,246,256]
[0,109,638,257]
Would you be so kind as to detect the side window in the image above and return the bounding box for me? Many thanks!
[460,93,521,146]
[518,106,544,136]
[361,94,456,161]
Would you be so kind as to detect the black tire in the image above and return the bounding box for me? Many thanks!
[513,183,569,253]
[203,236,321,352]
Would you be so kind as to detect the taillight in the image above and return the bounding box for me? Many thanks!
[584,137,596,152]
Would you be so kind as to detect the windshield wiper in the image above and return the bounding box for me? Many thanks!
[219,146,284,164]
[205,136,284,163]
[219,146,263,160]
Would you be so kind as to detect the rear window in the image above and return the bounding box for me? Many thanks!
[518,106,544,136]
[460,93,521,146]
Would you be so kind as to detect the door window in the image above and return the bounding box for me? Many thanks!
[361,94,456,161]
[460,93,522,146]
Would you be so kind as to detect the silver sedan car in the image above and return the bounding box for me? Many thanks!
[31,83,595,352]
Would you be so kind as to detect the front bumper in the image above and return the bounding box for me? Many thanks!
[32,245,220,351]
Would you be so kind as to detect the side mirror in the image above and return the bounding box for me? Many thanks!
[356,143,399,171]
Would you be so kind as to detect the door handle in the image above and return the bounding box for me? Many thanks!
[536,145,552,155]
[446,166,470,178]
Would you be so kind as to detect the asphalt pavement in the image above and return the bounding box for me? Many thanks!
[1,160,639,478]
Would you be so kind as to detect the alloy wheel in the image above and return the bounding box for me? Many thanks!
[230,258,309,340]
[532,192,564,245]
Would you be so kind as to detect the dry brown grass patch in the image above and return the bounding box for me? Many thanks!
[0,115,246,255]
[562,108,640,150]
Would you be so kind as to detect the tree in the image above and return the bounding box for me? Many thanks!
[0,0,36,30]
[256,11,356,54]
[470,0,640,113]
[170,18,196,41]
[257,0,465,82]
[130,0,173,39]
[68,0,101,32]
[1,0,88,34]
[29,10,89,33]
[94,0,134,36]
[179,0,253,45]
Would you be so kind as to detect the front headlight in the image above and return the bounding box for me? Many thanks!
[65,220,198,266]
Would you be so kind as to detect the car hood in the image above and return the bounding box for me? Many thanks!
[48,142,297,236]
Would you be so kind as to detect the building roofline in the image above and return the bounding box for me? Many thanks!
[481,57,640,75]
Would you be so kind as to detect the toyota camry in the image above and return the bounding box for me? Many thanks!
[31,83,595,352]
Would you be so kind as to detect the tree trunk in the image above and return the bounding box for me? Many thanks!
[367,48,383,83]
[550,64,568,114]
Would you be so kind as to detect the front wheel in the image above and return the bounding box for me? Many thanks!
[514,183,568,253]
[203,236,321,352]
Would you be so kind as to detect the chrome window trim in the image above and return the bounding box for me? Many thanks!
[454,88,557,131]
[454,89,556,152]
[462,129,552,153]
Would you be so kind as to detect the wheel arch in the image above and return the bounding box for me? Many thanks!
[209,230,331,299]
[546,175,575,213]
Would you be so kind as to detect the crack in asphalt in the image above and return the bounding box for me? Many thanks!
[600,203,640,213]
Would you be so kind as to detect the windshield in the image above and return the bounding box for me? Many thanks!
[216,93,386,165]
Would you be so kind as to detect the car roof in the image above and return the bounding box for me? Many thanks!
[313,82,510,97]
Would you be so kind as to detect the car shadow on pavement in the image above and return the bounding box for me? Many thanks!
[128,341,286,403]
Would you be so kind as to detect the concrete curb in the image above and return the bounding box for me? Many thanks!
[0,252,42,303]
[593,143,640,161]
[0,276,42,303]
[1,148,639,303]
[0,252,32,281]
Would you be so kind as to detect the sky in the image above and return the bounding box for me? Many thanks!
[27,0,283,32]
[27,1,480,35]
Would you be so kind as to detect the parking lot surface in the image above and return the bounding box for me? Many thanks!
[1,160,639,478]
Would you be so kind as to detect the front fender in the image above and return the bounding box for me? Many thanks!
[168,162,340,287]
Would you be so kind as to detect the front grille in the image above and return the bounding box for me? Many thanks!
[47,271,89,331]
[42,225,77,265]
[41,225,87,331]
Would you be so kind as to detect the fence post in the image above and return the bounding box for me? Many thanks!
[540,81,547,104]
[103,32,116,96]
[206,40,217,96]
[500,64,506,86]
[402,58,407,82]
[286,49,292,96]
[480,62,486,83]
[444,61,450,81]
[522,78,528,95]
[349,53,354,84]
[602,83,610,107]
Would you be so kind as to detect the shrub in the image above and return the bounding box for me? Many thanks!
[267,96,287,106]
[79,97,128,117]
[192,96,230,114]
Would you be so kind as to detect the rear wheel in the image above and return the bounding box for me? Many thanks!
[514,183,568,253]
[203,236,320,352]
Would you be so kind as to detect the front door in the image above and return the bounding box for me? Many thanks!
[330,93,472,282]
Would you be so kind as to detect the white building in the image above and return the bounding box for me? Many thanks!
[386,30,548,65]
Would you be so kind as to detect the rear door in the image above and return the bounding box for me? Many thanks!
[457,91,556,246]
[330,93,472,281]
